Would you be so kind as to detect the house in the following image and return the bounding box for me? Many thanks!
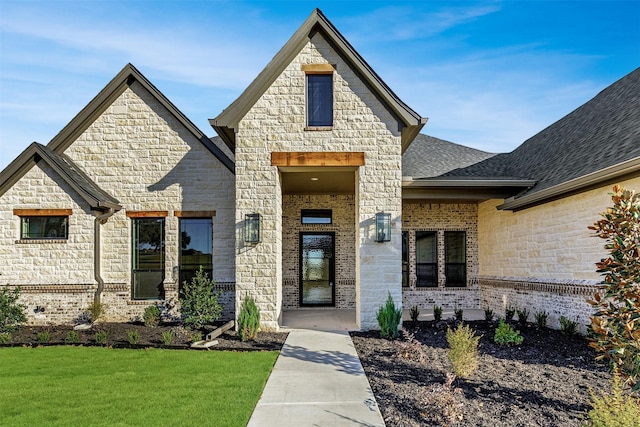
[1,9,639,331]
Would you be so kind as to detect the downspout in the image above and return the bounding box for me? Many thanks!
[94,208,116,305]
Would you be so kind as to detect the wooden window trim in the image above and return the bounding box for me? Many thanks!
[174,210,216,218]
[301,63,335,74]
[126,211,169,218]
[14,209,72,216]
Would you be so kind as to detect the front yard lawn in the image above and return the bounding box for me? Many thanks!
[0,346,278,426]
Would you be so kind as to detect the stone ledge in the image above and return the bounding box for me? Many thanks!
[15,239,67,244]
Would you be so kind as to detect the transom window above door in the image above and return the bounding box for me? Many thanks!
[301,209,332,224]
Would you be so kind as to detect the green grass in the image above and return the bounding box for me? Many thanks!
[0,346,278,426]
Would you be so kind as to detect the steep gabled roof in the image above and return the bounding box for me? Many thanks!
[48,63,234,173]
[0,142,121,210]
[210,8,427,153]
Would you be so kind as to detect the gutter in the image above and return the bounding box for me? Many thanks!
[402,178,537,188]
[94,208,116,305]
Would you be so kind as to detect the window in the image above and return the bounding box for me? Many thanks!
[445,231,466,287]
[21,216,68,239]
[402,231,409,287]
[301,209,332,224]
[132,218,165,300]
[307,74,333,127]
[179,218,213,290]
[416,231,437,287]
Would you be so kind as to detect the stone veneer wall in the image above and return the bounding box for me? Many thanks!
[401,202,480,309]
[234,32,403,330]
[477,176,640,332]
[0,81,236,325]
[282,194,356,309]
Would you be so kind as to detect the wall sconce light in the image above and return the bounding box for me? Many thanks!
[244,213,261,244]
[375,212,391,242]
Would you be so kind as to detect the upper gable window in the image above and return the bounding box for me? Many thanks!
[306,73,333,127]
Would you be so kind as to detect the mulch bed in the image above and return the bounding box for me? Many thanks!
[351,319,611,427]
[4,321,288,351]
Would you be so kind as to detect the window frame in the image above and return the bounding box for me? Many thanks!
[301,209,332,224]
[178,217,214,292]
[131,217,166,300]
[306,73,333,128]
[415,231,438,287]
[444,231,467,287]
[14,209,72,241]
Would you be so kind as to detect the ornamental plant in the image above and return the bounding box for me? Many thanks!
[0,286,26,332]
[494,319,523,346]
[447,323,480,379]
[587,185,640,393]
[143,305,161,327]
[376,292,402,339]
[179,266,223,330]
[237,295,260,342]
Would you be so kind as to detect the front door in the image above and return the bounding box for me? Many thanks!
[299,232,335,306]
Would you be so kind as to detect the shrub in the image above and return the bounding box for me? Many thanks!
[433,305,443,322]
[505,305,516,322]
[587,185,640,392]
[559,316,579,335]
[376,292,402,339]
[534,310,548,328]
[126,330,140,345]
[36,330,51,344]
[0,286,27,332]
[143,305,161,327]
[454,308,464,321]
[161,330,175,346]
[447,323,480,379]
[484,307,494,321]
[516,308,529,327]
[494,319,524,345]
[179,267,223,330]
[94,330,108,345]
[421,373,464,426]
[65,330,79,344]
[409,305,420,323]
[587,374,640,426]
[397,329,427,364]
[189,331,202,343]
[86,301,106,323]
[0,332,12,343]
[237,296,260,342]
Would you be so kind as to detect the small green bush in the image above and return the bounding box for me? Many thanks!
[126,330,140,345]
[65,330,79,344]
[534,310,548,328]
[161,330,175,346]
[36,330,51,344]
[143,305,161,327]
[409,305,420,323]
[0,331,12,343]
[0,286,27,332]
[87,301,107,323]
[494,319,524,345]
[94,330,108,345]
[586,374,640,426]
[505,305,516,322]
[454,308,464,321]
[560,316,579,335]
[189,331,202,343]
[179,267,223,330]
[447,323,480,379]
[237,296,260,342]
[433,305,443,322]
[484,307,494,321]
[516,308,529,327]
[376,293,402,339]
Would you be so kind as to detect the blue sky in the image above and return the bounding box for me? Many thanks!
[0,0,638,170]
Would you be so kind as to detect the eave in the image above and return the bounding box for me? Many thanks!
[402,178,536,202]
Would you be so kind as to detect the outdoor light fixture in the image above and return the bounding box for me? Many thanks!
[244,213,261,244]
[375,212,391,242]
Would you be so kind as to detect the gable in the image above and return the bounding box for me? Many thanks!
[211,8,426,153]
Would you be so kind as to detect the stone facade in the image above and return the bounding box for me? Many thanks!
[401,202,480,309]
[282,194,356,309]
[234,32,403,330]
[1,82,235,325]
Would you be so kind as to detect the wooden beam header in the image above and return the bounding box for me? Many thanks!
[13,209,73,216]
[126,211,169,218]
[174,210,216,218]
[271,152,365,167]
[301,63,335,74]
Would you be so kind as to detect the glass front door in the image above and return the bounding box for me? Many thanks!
[299,232,335,306]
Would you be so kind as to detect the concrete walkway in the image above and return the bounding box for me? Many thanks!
[247,312,384,426]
